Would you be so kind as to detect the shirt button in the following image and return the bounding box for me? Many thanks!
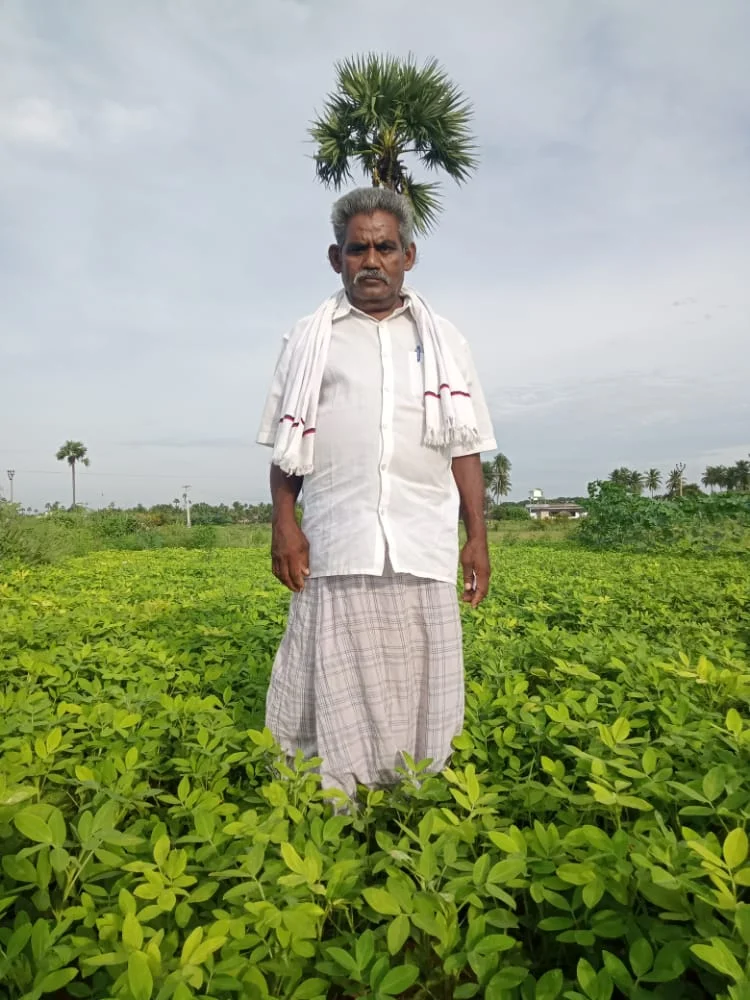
[380,464,386,472]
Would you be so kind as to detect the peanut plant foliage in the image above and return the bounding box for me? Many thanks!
[1,546,749,1000]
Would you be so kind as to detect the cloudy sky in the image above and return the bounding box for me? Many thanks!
[1,0,748,510]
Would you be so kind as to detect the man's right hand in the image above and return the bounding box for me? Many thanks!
[271,519,310,592]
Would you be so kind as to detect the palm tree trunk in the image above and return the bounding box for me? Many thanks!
[72,461,76,508]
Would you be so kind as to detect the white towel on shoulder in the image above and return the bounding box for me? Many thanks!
[270,287,480,476]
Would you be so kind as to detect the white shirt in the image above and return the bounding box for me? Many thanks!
[257,294,497,583]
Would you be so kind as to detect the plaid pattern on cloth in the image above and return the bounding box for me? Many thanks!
[265,570,464,797]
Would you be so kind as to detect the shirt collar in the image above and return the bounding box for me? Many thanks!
[332,287,413,322]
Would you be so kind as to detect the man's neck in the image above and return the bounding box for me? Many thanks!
[346,292,406,322]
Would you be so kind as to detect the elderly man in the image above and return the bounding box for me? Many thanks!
[257,187,496,797]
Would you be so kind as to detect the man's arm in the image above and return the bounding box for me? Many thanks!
[270,464,309,592]
[452,453,490,608]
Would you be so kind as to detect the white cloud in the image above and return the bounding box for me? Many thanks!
[0,98,73,145]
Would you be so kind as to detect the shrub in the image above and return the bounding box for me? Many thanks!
[0,504,79,566]
[491,504,531,521]
[578,481,750,555]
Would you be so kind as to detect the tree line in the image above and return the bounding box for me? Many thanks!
[608,455,750,498]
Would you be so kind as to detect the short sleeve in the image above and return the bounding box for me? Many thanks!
[450,331,497,458]
[256,330,293,448]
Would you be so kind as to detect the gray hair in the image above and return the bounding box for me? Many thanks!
[331,187,415,248]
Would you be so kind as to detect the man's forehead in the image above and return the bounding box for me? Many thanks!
[344,211,400,242]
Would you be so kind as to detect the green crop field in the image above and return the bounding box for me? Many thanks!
[1,545,750,1000]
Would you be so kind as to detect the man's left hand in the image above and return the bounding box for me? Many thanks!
[460,538,490,608]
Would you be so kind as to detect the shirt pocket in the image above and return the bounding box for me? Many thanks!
[408,349,423,398]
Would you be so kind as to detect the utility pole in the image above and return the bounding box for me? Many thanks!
[7,470,15,503]
[182,485,192,528]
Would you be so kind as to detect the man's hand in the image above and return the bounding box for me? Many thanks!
[271,519,310,592]
[460,537,490,608]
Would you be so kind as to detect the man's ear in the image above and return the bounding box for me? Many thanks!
[403,241,417,272]
[328,244,342,274]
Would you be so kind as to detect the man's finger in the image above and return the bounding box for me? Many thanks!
[471,572,490,608]
[277,557,298,592]
[290,559,307,592]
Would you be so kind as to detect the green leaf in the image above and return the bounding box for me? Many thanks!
[378,964,420,996]
[735,905,750,947]
[387,914,410,955]
[292,980,329,999]
[577,958,597,999]
[356,929,375,970]
[122,912,144,951]
[535,968,563,1000]
[189,935,226,966]
[488,830,522,853]
[128,951,153,1000]
[726,708,743,735]
[7,923,33,960]
[630,938,653,978]
[189,881,219,903]
[326,946,359,976]
[38,968,78,994]
[473,934,516,955]
[153,835,170,867]
[691,939,745,982]
[180,926,203,965]
[724,829,749,870]
[363,886,401,915]
[702,766,726,802]
[610,717,630,742]
[281,841,306,875]
[486,967,529,995]
[602,951,634,991]
[487,858,526,884]
[557,863,596,886]
[582,878,605,909]
[14,809,54,844]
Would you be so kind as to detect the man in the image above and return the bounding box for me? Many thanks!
[257,187,496,797]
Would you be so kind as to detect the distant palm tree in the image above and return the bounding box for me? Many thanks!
[55,440,89,508]
[735,459,750,492]
[488,453,512,504]
[481,460,494,516]
[608,467,636,490]
[645,468,662,498]
[629,470,645,496]
[702,466,720,493]
[666,463,686,499]
[309,54,477,234]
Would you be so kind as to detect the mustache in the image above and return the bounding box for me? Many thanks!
[353,269,390,285]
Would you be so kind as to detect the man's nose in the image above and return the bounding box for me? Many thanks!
[363,245,378,268]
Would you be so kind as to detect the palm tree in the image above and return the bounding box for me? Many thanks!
[481,460,494,517]
[309,54,477,234]
[608,467,634,489]
[645,468,662,498]
[702,466,720,493]
[629,470,645,496]
[666,463,686,499]
[735,459,750,492]
[488,453,512,504]
[55,440,89,508]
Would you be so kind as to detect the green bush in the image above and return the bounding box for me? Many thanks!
[0,504,82,566]
[491,504,531,521]
[578,481,750,555]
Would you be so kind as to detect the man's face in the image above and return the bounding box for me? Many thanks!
[328,210,416,318]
